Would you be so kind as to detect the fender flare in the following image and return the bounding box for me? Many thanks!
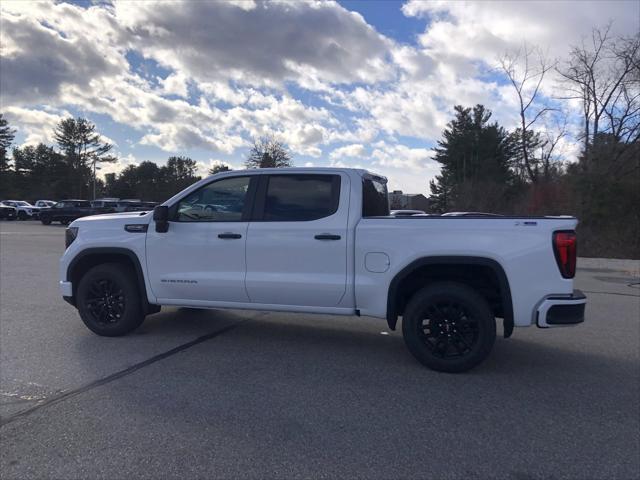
[386,256,514,337]
[66,247,159,315]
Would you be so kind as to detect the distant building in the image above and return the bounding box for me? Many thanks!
[388,190,430,211]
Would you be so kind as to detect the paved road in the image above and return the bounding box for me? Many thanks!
[1,222,638,479]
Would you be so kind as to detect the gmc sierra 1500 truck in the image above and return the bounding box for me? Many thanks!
[59,168,586,372]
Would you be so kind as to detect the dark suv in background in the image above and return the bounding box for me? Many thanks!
[0,202,18,220]
[40,199,158,225]
[39,200,99,225]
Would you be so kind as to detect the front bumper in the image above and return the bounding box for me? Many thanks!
[60,281,75,306]
[60,280,73,297]
[536,290,586,328]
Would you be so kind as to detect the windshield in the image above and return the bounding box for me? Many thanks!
[16,201,32,207]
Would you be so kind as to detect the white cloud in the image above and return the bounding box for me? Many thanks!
[371,141,434,170]
[403,0,639,63]
[3,107,71,145]
[369,141,439,193]
[113,0,394,88]
[330,144,366,159]
[161,73,189,98]
[0,1,126,105]
[97,153,139,179]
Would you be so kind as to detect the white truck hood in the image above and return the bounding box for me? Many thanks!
[71,211,152,226]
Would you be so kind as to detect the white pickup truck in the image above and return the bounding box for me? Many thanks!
[60,168,586,372]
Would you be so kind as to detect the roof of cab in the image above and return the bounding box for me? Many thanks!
[206,167,385,181]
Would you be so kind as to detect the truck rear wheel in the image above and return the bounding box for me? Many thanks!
[76,263,145,336]
[41,218,51,225]
[402,282,496,373]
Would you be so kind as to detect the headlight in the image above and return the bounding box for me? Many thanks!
[65,227,79,248]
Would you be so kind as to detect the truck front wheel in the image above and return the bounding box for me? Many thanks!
[402,282,496,373]
[76,263,145,336]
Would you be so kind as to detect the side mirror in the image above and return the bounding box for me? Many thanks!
[153,205,169,233]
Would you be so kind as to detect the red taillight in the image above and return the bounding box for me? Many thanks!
[553,231,577,278]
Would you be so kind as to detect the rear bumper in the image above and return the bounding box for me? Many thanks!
[536,290,586,328]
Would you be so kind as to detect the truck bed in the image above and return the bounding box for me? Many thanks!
[354,215,578,326]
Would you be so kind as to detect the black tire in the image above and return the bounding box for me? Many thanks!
[402,281,496,373]
[18,211,27,220]
[41,218,52,225]
[76,263,145,336]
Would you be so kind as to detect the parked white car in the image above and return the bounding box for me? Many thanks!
[59,168,586,372]
[1,200,41,220]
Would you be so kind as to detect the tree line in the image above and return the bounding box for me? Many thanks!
[0,115,293,203]
[429,26,639,258]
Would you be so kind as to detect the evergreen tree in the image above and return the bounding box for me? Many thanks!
[209,163,231,175]
[0,114,17,196]
[11,143,71,200]
[429,105,518,212]
[0,114,16,172]
[53,117,113,198]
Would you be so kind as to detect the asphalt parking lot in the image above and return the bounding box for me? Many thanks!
[1,222,638,479]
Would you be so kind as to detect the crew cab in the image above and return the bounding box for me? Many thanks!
[59,168,586,372]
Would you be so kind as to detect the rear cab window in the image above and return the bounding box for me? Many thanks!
[362,176,389,217]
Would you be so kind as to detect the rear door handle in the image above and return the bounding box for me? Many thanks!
[314,234,341,240]
[218,233,242,239]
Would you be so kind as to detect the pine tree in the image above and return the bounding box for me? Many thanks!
[53,117,113,198]
[0,114,16,172]
[429,105,518,212]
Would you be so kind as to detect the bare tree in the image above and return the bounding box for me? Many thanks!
[499,44,560,183]
[557,24,640,171]
[245,135,292,169]
[537,116,568,179]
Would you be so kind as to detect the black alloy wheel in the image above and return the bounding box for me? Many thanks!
[417,301,479,359]
[85,278,126,325]
[402,282,496,373]
[77,263,145,336]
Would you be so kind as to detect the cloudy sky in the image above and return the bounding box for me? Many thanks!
[1,0,638,192]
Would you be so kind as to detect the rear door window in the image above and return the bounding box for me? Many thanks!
[260,175,340,221]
